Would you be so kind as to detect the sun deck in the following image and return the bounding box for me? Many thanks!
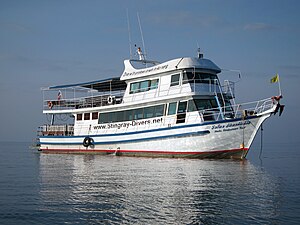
[42,77,127,110]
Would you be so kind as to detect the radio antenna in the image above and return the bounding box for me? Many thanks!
[137,12,146,59]
[126,9,133,58]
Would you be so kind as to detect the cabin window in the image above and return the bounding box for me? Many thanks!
[188,100,197,112]
[99,113,110,123]
[98,104,166,124]
[92,112,99,120]
[144,106,154,119]
[167,102,177,115]
[84,113,90,120]
[130,82,140,94]
[115,111,124,122]
[187,99,218,112]
[134,108,144,120]
[182,72,218,84]
[154,105,165,117]
[77,114,83,121]
[171,74,180,86]
[125,110,134,121]
[140,80,150,92]
[150,79,159,90]
[110,112,116,122]
[182,72,195,84]
[130,79,159,94]
[178,101,187,113]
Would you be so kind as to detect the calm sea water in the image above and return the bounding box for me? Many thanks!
[0,141,299,225]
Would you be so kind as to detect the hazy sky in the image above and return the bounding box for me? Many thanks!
[0,0,299,144]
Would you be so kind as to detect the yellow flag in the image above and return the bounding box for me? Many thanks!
[270,74,279,83]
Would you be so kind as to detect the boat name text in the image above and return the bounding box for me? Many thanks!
[122,65,168,77]
[93,118,163,130]
[211,120,251,133]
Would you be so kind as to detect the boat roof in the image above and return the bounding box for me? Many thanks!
[45,77,127,92]
[120,57,221,81]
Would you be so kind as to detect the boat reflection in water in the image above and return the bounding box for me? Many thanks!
[38,154,280,224]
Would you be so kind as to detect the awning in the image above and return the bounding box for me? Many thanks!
[46,77,127,92]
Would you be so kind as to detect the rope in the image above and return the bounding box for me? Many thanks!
[259,123,263,159]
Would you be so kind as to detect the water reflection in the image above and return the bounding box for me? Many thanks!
[38,154,280,224]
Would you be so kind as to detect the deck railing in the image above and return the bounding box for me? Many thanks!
[196,97,274,122]
[43,90,125,110]
[38,124,74,136]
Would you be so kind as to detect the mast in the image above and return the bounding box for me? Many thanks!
[126,9,133,59]
[137,12,146,60]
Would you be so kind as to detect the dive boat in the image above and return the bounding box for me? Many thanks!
[37,49,283,159]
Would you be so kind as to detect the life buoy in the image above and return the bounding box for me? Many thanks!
[83,137,94,147]
[107,96,115,104]
[48,101,53,109]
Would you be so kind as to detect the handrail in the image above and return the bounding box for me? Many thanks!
[43,90,125,110]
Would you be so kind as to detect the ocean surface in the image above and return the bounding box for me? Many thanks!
[0,141,299,225]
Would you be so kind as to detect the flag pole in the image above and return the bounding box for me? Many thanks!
[278,74,282,96]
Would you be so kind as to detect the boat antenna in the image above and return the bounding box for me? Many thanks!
[137,12,146,59]
[196,42,203,58]
[126,9,133,59]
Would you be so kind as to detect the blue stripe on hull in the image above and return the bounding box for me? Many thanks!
[40,130,210,145]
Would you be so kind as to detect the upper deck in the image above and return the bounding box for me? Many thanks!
[42,56,234,114]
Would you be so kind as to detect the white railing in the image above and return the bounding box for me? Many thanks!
[222,80,235,99]
[182,97,274,125]
[43,90,125,110]
[38,124,74,136]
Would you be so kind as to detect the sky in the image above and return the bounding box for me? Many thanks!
[0,0,299,144]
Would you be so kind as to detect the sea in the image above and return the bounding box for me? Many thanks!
[0,141,299,225]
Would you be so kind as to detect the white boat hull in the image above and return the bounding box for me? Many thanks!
[39,113,270,159]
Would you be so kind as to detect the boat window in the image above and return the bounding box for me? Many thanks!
[99,113,110,123]
[98,104,166,124]
[77,114,82,121]
[150,79,159,90]
[188,100,197,112]
[182,72,195,84]
[140,80,150,92]
[187,99,218,112]
[125,109,134,121]
[134,108,144,120]
[171,74,180,86]
[92,112,99,120]
[130,82,140,94]
[182,72,218,84]
[144,106,154,119]
[114,111,124,122]
[178,101,187,113]
[130,79,159,94]
[167,102,177,115]
[84,113,90,120]
[154,105,165,117]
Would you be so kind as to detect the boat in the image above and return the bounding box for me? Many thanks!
[37,48,284,159]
